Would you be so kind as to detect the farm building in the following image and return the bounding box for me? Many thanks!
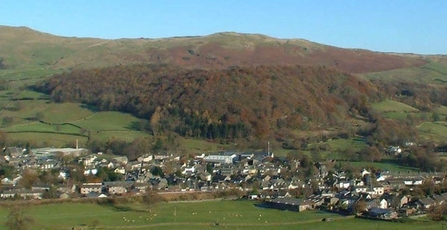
[264,198,312,212]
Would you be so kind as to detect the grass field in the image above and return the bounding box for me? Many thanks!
[71,111,142,132]
[6,132,88,147]
[181,138,228,153]
[0,200,442,230]
[436,106,447,115]
[418,122,447,143]
[371,100,419,113]
[326,137,368,152]
[338,160,418,172]
[363,61,447,84]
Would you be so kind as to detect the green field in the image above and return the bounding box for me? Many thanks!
[326,137,368,152]
[0,100,151,146]
[181,138,228,153]
[0,200,442,230]
[418,122,447,142]
[338,160,418,172]
[436,105,447,115]
[71,111,141,132]
[371,100,419,113]
[363,61,447,84]
[6,132,88,147]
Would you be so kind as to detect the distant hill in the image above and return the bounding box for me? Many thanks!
[0,25,427,74]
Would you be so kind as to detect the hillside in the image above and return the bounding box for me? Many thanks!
[0,26,427,74]
[33,64,378,140]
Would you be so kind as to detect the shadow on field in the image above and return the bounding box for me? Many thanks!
[96,198,133,212]
[126,120,147,132]
[80,104,100,113]
[253,202,268,208]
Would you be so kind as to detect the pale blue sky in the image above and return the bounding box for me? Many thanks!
[1,1,446,54]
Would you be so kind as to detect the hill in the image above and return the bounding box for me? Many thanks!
[0,25,427,74]
[33,64,378,140]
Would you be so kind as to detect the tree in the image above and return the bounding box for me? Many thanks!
[428,203,447,221]
[42,186,58,199]
[143,190,164,212]
[353,200,367,214]
[0,57,6,69]
[150,106,162,136]
[0,130,7,147]
[124,137,152,161]
[150,166,165,178]
[33,112,44,121]
[18,169,38,189]
[2,117,13,126]
[300,155,311,168]
[432,112,440,122]
[5,206,34,230]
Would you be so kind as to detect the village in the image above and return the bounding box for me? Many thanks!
[0,144,446,221]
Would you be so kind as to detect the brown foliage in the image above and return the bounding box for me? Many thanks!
[34,65,378,140]
[428,204,447,221]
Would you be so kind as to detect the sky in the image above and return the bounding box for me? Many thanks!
[1,1,446,54]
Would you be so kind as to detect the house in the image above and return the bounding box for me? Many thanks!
[59,193,70,199]
[379,198,388,209]
[337,181,351,189]
[137,154,153,163]
[104,181,134,195]
[248,194,259,200]
[388,146,402,155]
[432,194,447,205]
[416,197,436,210]
[265,198,312,212]
[365,198,380,210]
[79,183,102,195]
[354,186,367,193]
[381,193,409,209]
[4,147,24,158]
[1,188,45,199]
[182,165,196,175]
[372,185,384,196]
[113,156,128,165]
[114,167,126,175]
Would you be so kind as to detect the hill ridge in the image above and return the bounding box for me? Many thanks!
[0,25,427,73]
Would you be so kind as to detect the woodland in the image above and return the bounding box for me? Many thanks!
[32,64,447,171]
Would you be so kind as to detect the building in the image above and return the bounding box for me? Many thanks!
[264,198,312,212]
[79,183,102,195]
[203,154,236,164]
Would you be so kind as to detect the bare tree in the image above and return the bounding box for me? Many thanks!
[5,206,34,230]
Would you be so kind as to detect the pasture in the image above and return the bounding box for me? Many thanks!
[371,100,418,113]
[418,122,447,142]
[338,160,418,173]
[363,61,447,84]
[0,200,442,230]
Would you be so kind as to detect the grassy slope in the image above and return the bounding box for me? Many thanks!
[371,99,421,120]
[0,200,440,230]
[371,100,419,113]
[363,61,447,84]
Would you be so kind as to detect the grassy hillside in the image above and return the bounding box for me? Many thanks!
[0,25,427,74]
[0,200,441,230]
[362,60,447,84]
[371,100,419,113]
